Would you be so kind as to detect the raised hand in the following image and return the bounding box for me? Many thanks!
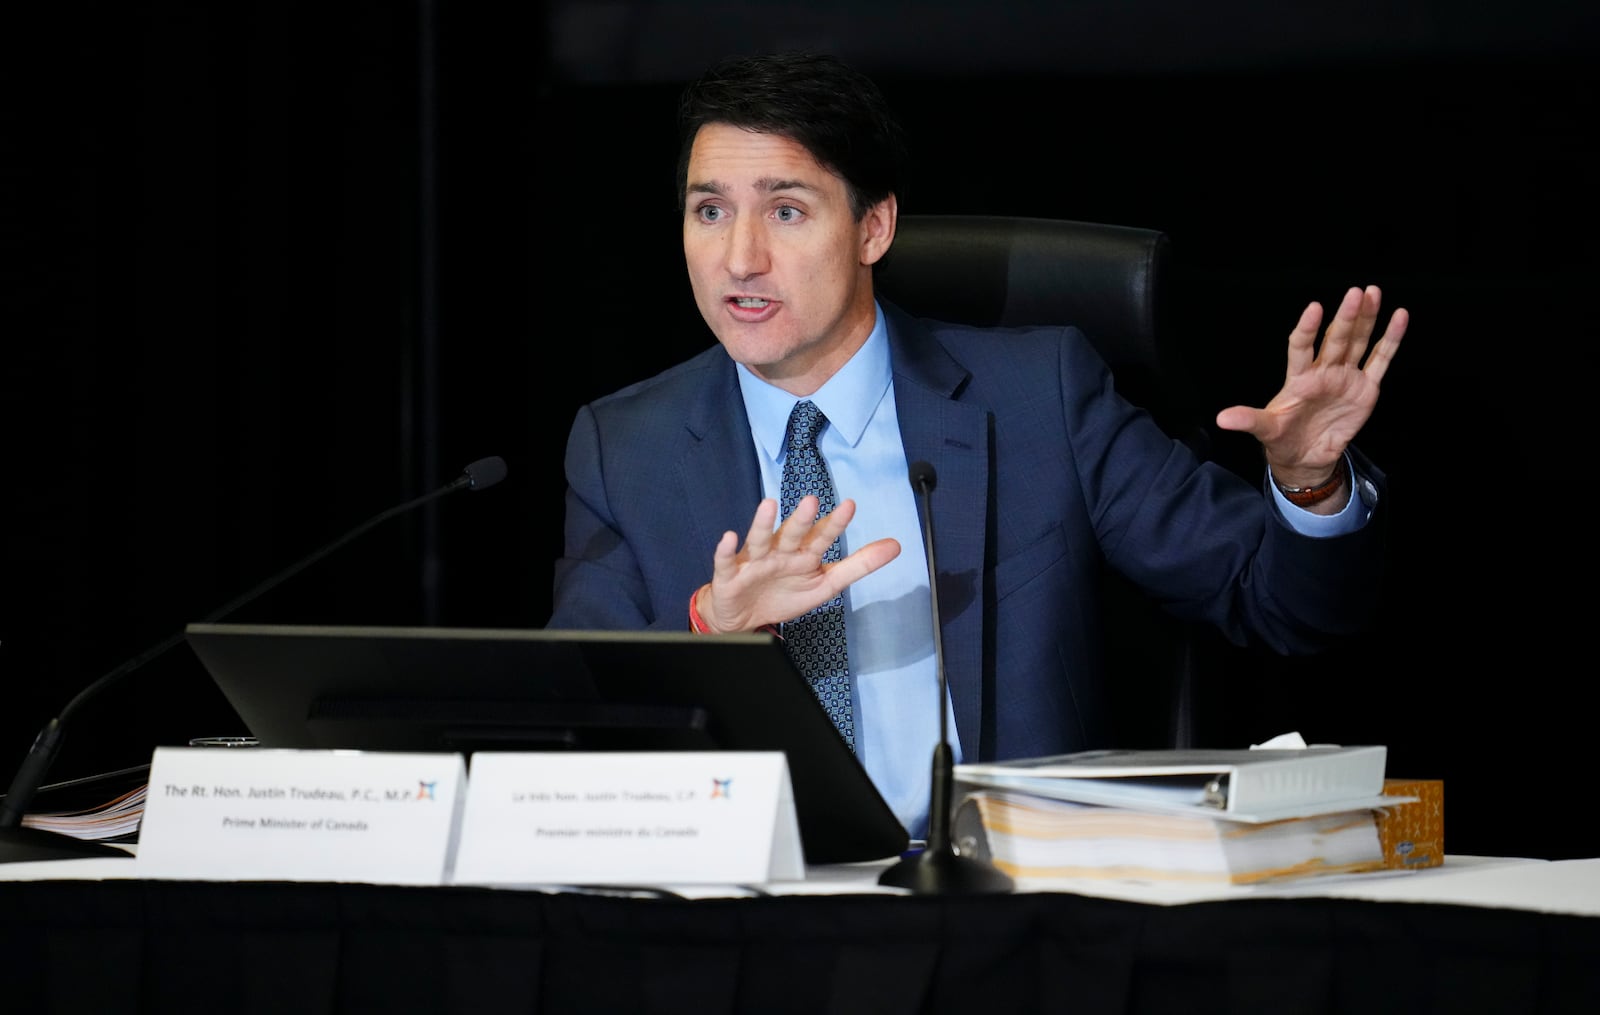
[693,496,901,634]
[1215,284,1408,492]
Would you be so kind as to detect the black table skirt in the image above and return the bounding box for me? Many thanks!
[4,879,1596,1014]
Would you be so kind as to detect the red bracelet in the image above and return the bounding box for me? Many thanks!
[688,587,711,634]
[687,586,781,638]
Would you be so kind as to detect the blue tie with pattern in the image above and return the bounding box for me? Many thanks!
[778,400,855,751]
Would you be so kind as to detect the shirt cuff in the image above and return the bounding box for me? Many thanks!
[1268,453,1370,537]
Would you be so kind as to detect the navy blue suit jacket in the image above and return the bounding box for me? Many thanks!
[549,300,1386,764]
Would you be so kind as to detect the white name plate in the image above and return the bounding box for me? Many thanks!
[451,751,804,886]
[136,747,467,885]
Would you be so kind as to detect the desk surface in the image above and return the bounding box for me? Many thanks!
[5,856,1599,1014]
[6,851,1599,916]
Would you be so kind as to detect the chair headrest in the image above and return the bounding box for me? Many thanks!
[874,214,1169,375]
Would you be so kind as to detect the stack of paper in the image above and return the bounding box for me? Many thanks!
[950,745,1410,885]
[954,789,1385,885]
[23,782,146,842]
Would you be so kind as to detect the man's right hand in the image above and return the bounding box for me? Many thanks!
[692,496,901,634]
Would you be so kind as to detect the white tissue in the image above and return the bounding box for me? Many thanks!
[1251,731,1310,749]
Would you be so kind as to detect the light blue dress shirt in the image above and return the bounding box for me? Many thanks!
[734,302,1369,839]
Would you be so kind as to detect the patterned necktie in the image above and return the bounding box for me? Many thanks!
[778,400,855,751]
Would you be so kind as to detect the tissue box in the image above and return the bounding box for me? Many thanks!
[1376,778,1444,869]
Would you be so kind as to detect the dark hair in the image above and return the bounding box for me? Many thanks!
[675,51,909,220]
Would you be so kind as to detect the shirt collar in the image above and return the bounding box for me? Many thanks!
[737,301,892,465]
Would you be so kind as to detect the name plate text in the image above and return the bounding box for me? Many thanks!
[136,747,466,885]
[451,751,803,886]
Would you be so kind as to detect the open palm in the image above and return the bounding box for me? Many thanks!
[1215,284,1408,488]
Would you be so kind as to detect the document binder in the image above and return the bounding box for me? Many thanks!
[955,746,1407,822]
[952,788,1388,884]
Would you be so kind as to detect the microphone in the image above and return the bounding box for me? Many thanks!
[0,456,509,863]
[878,461,1013,894]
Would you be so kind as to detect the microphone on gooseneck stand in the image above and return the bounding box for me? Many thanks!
[0,456,509,864]
[879,461,1013,894]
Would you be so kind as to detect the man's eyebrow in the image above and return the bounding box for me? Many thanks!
[754,177,816,195]
[685,178,819,198]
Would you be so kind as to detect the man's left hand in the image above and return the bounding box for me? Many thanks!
[1215,283,1408,496]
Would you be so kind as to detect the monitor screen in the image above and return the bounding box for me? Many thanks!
[184,622,909,865]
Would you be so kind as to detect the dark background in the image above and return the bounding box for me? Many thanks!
[4,3,1594,858]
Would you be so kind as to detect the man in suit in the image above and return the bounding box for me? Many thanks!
[547,51,1407,838]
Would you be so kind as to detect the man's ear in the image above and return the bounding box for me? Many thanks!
[860,194,898,267]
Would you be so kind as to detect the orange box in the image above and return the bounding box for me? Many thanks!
[1376,778,1444,869]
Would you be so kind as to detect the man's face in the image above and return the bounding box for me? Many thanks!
[683,123,895,396]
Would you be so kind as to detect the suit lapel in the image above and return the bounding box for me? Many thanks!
[679,357,762,588]
[885,303,992,762]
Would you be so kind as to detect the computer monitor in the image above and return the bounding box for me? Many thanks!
[183,622,909,865]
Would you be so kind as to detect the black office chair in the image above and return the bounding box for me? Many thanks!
[874,214,1212,748]
[875,214,1209,455]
